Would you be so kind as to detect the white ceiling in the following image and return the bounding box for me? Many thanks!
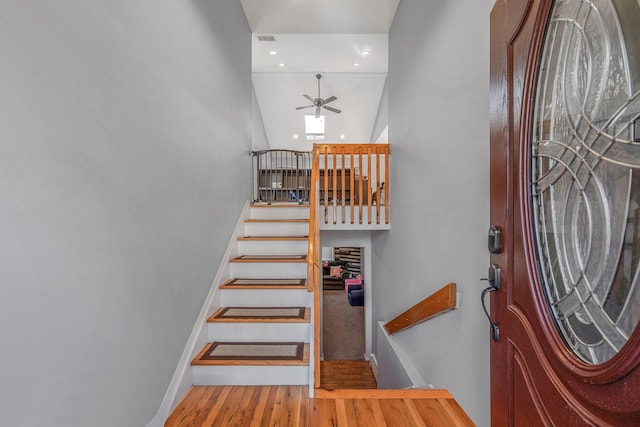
[240,0,400,151]
[240,0,400,34]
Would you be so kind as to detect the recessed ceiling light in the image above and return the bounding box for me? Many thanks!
[293,133,299,139]
[340,134,346,139]
[353,63,360,67]
[269,51,277,55]
[278,63,286,67]
[360,50,371,56]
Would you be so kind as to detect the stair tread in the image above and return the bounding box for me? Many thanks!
[230,255,307,263]
[208,307,311,323]
[239,235,308,241]
[220,278,307,289]
[192,342,310,366]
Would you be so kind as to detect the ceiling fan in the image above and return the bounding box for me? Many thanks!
[295,74,342,117]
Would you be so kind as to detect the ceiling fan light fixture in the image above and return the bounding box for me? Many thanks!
[295,74,342,116]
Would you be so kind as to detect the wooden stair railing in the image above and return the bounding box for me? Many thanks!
[306,143,390,388]
[307,146,321,387]
[314,144,390,225]
[384,283,457,335]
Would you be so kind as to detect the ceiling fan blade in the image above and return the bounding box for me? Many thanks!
[323,96,337,104]
[303,94,315,103]
[323,105,341,114]
[295,105,314,110]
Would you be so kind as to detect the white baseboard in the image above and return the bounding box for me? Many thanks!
[369,353,378,382]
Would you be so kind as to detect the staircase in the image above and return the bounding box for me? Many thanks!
[190,204,312,386]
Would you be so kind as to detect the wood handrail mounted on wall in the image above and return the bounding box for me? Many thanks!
[384,283,457,335]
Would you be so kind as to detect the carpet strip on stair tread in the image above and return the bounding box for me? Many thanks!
[209,307,310,322]
[192,342,310,366]
[230,255,307,262]
[220,278,306,289]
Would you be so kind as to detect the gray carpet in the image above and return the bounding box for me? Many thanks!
[322,290,365,360]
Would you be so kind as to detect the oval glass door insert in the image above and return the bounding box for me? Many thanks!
[531,0,640,364]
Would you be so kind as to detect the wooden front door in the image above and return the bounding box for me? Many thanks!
[490,0,640,424]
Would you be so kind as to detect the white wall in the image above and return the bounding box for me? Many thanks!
[370,78,389,143]
[251,83,270,150]
[373,0,493,425]
[0,1,251,426]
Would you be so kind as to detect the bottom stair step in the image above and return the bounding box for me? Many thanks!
[191,342,310,385]
[192,342,310,366]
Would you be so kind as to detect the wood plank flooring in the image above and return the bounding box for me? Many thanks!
[165,385,475,426]
[167,363,471,427]
[320,360,377,390]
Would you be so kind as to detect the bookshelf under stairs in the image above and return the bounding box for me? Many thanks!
[190,204,312,386]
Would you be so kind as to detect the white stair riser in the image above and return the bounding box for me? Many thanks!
[208,322,310,342]
[249,207,309,220]
[237,240,308,256]
[244,222,308,237]
[230,262,306,279]
[192,365,309,385]
[221,289,311,307]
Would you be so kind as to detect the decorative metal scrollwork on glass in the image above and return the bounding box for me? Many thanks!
[531,0,640,364]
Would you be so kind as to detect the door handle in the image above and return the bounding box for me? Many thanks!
[481,264,501,342]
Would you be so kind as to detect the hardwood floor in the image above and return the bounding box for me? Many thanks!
[165,385,474,426]
[166,362,474,426]
[320,360,377,389]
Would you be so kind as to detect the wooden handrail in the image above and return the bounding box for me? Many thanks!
[384,283,457,335]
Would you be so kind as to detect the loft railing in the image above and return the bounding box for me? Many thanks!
[315,144,390,225]
[250,149,312,204]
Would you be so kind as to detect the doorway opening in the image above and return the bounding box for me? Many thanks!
[320,246,376,389]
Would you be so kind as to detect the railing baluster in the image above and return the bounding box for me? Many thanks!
[350,146,355,224]
[358,147,363,224]
[384,150,390,224]
[367,147,372,224]
[375,146,381,224]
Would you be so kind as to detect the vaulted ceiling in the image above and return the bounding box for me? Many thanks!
[240,0,400,151]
